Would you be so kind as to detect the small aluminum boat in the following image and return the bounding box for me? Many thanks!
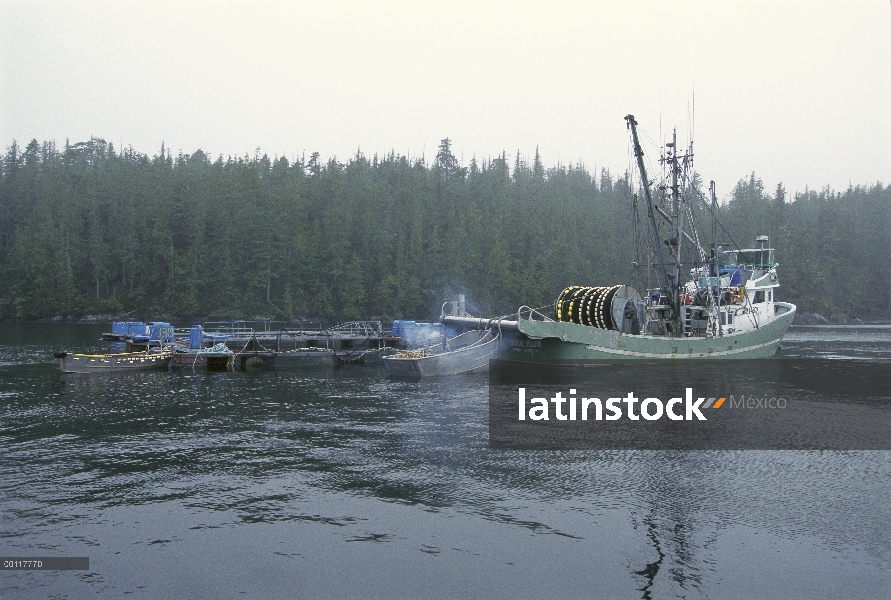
[54,349,172,373]
[383,329,499,377]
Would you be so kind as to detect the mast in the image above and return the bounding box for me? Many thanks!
[711,180,722,337]
[625,115,674,319]
[668,129,684,324]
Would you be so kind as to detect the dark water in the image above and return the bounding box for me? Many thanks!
[1,324,889,598]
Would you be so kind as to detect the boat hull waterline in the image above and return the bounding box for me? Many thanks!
[500,303,796,362]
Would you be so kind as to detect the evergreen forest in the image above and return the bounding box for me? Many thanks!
[1,137,888,322]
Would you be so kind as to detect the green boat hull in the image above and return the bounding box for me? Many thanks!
[500,303,796,362]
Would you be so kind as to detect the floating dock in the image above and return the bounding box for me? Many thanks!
[202,321,401,354]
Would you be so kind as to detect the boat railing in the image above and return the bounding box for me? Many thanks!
[202,320,290,336]
[275,322,325,335]
[203,321,256,336]
[517,306,555,322]
[388,328,497,359]
[327,321,383,337]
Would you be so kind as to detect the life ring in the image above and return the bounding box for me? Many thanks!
[729,287,744,304]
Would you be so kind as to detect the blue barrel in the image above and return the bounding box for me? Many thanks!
[391,320,402,337]
[189,325,203,349]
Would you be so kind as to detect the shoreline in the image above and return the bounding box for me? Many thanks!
[3,313,891,326]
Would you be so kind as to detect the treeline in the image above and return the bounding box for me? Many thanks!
[720,174,891,318]
[0,137,888,321]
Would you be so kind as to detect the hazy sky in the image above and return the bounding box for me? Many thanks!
[2,1,889,199]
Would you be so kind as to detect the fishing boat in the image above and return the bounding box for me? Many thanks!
[54,349,172,373]
[383,328,500,377]
[443,114,796,361]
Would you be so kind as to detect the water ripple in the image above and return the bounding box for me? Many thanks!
[0,324,889,598]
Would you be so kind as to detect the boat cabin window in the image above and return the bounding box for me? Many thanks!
[722,249,775,269]
[753,291,765,304]
[720,311,734,325]
[768,290,772,302]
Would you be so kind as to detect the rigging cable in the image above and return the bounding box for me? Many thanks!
[693,188,743,253]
